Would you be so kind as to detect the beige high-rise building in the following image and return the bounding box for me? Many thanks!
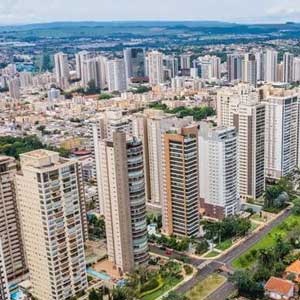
[0,239,10,300]
[132,110,194,211]
[0,156,27,282]
[217,84,265,201]
[16,150,88,300]
[162,125,200,238]
[99,132,148,274]
[233,101,266,201]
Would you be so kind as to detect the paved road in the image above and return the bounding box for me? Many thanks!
[175,208,292,299]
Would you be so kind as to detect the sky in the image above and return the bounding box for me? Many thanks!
[1,0,300,25]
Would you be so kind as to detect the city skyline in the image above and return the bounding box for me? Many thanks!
[1,0,300,25]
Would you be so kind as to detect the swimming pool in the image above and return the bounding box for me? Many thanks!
[10,290,22,300]
[87,268,111,281]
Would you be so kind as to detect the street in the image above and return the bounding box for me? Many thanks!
[174,208,292,299]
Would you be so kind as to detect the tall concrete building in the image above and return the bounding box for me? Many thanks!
[293,57,300,82]
[0,156,27,283]
[162,125,200,237]
[81,56,107,89]
[147,51,164,85]
[99,132,148,273]
[8,78,20,100]
[16,150,88,300]
[133,111,194,211]
[264,49,278,82]
[233,101,266,201]
[227,53,243,82]
[198,55,221,80]
[199,123,239,219]
[93,109,133,214]
[75,50,90,80]
[242,53,257,86]
[123,48,146,81]
[54,52,70,89]
[180,53,192,70]
[0,240,10,300]
[163,55,179,79]
[106,59,127,92]
[263,88,299,179]
[255,51,265,81]
[283,52,294,83]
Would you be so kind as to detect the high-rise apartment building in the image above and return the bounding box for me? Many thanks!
[242,53,257,86]
[16,150,88,300]
[199,122,239,219]
[264,49,278,82]
[263,88,299,179]
[233,101,266,201]
[0,156,27,283]
[106,59,127,92]
[147,51,164,85]
[180,53,192,70]
[283,52,294,83]
[8,78,20,100]
[0,240,10,300]
[75,50,91,80]
[123,48,146,81]
[99,132,148,273]
[162,125,200,237]
[54,52,70,89]
[227,53,243,82]
[93,109,133,214]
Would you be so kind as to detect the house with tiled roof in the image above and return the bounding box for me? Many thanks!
[284,260,300,283]
[264,276,295,300]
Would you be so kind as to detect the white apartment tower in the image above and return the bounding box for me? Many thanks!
[283,52,294,83]
[16,150,88,300]
[106,59,127,92]
[264,49,278,82]
[100,132,149,273]
[264,88,299,179]
[199,122,240,219]
[147,51,164,85]
[0,157,27,283]
[54,52,70,89]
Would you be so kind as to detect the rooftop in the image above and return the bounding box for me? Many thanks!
[265,277,294,296]
[286,260,300,275]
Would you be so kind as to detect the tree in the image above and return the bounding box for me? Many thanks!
[292,197,300,215]
[230,270,264,299]
[162,291,188,300]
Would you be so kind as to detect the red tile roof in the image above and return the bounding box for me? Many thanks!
[286,260,300,274]
[265,277,294,296]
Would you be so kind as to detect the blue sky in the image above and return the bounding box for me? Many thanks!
[1,0,300,24]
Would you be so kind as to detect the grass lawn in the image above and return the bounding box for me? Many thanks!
[142,276,183,300]
[215,239,232,251]
[232,214,300,269]
[204,250,220,258]
[185,274,226,300]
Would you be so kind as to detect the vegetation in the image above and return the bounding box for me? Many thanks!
[88,214,106,240]
[149,103,215,121]
[0,135,70,159]
[183,264,193,275]
[120,261,185,300]
[162,291,188,300]
[203,216,251,244]
[215,239,232,251]
[204,250,220,258]
[232,214,300,269]
[185,274,226,300]
[130,86,152,94]
[149,234,190,252]
[264,177,293,211]
[195,240,209,255]
[98,93,114,100]
[147,213,162,229]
